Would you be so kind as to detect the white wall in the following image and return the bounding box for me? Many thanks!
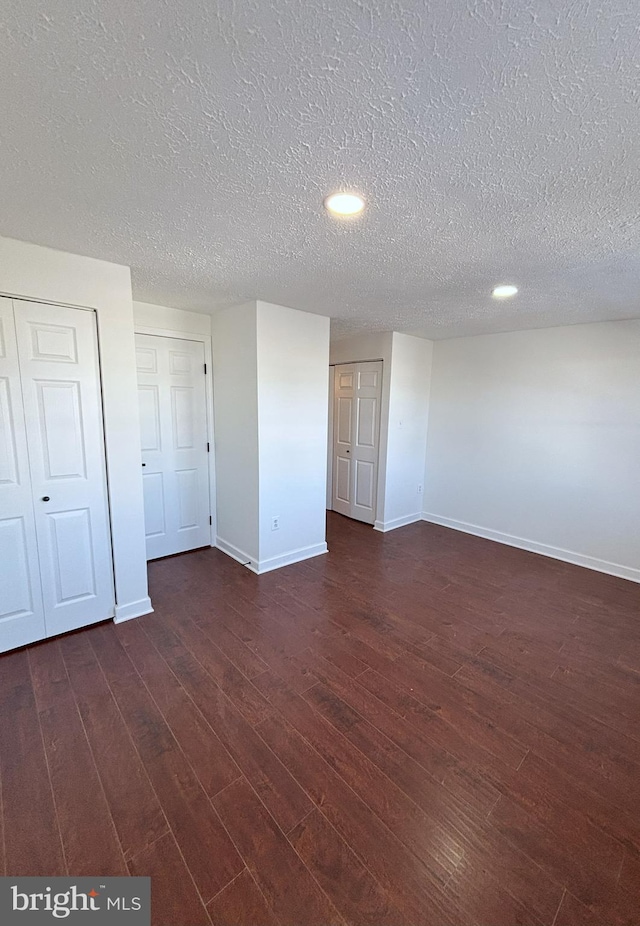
[382,333,432,530]
[423,320,640,582]
[0,236,151,620]
[329,331,391,366]
[213,300,329,573]
[257,301,330,570]
[211,302,260,564]
[133,300,211,337]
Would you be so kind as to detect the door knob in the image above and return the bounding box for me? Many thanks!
[42,496,50,502]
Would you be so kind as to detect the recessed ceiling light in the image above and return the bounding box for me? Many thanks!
[324,192,365,217]
[492,284,518,298]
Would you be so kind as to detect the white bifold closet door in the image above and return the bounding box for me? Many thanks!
[136,334,210,560]
[0,296,115,653]
[332,361,382,524]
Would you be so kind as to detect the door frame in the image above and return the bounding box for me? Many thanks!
[134,325,216,548]
[328,359,384,525]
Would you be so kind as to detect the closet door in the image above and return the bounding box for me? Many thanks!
[0,297,46,650]
[14,301,115,638]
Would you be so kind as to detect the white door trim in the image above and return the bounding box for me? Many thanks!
[0,291,97,312]
[134,325,216,547]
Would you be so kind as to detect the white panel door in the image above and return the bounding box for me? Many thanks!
[0,297,47,650]
[136,334,210,559]
[332,361,382,524]
[13,300,115,639]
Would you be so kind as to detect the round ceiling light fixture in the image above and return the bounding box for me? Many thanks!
[324,192,365,217]
[492,284,518,299]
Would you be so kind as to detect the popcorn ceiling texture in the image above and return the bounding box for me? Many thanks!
[1,0,639,339]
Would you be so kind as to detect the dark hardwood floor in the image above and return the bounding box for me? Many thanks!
[2,512,640,925]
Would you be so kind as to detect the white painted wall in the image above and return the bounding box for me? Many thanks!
[213,300,329,573]
[0,236,151,620]
[257,301,330,570]
[423,320,640,581]
[329,331,391,367]
[133,300,211,336]
[381,332,432,530]
[211,302,259,565]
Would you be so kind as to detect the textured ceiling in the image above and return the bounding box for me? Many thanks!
[1,1,640,339]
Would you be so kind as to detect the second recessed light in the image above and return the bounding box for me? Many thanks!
[492,284,518,298]
[324,192,365,217]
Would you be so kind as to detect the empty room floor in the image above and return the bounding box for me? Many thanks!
[1,512,640,925]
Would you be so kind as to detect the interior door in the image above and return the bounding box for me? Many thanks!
[0,297,47,650]
[332,361,382,524]
[136,334,210,559]
[13,300,115,639]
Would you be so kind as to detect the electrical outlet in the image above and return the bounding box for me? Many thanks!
[271,516,280,531]
[417,484,423,494]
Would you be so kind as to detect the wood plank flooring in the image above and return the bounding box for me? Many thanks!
[2,512,640,925]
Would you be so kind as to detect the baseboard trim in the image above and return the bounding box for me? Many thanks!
[216,537,328,574]
[253,542,329,575]
[114,596,154,624]
[421,512,640,584]
[215,537,258,571]
[373,514,423,533]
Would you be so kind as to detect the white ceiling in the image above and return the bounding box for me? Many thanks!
[2,1,640,339]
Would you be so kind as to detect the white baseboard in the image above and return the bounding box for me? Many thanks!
[252,542,328,575]
[114,596,154,624]
[421,512,640,584]
[374,513,423,533]
[215,536,257,571]
[216,537,328,574]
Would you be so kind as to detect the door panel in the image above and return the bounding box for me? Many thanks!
[172,386,196,448]
[332,361,382,524]
[356,396,378,447]
[0,516,37,622]
[138,385,161,450]
[355,460,375,509]
[335,456,351,504]
[47,508,96,603]
[0,297,46,651]
[14,301,115,638]
[28,322,78,363]
[176,469,199,528]
[358,370,379,389]
[36,380,86,478]
[136,334,210,559]
[142,472,166,536]
[336,396,352,445]
[0,376,19,484]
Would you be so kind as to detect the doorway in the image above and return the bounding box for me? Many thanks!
[135,333,211,559]
[331,361,382,524]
